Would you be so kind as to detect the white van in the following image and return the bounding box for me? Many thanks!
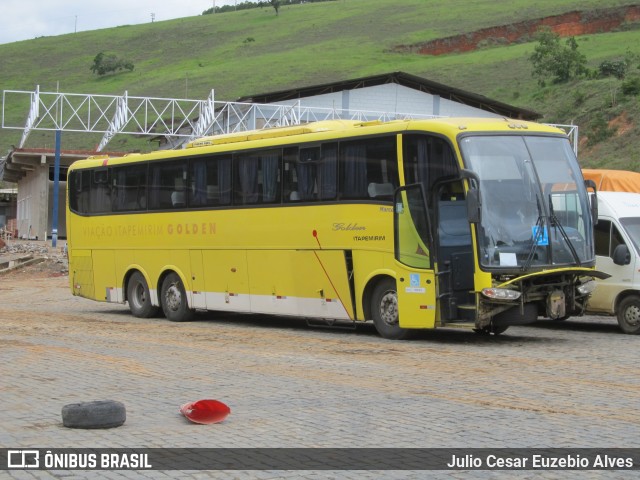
[586,191,640,333]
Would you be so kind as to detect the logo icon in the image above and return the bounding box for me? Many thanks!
[7,450,40,469]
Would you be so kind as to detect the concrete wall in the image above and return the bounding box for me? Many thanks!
[16,164,66,239]
[16,163,48,240]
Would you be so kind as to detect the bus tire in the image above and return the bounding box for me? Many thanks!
[61,400,126,429]
[617,295,640,334]
[491,325,509,335]
[160,272,194,322]
[474,325,509,335]
[127,271,159,318]
[371,278,415,340]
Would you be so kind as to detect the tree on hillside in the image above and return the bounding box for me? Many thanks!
[529,27,587,86]
[270,0,281,15]
[90,52,134,76]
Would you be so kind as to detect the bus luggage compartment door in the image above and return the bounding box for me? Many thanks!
[69,249,96,299]
[394,185,437,328]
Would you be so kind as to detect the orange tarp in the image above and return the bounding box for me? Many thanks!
[582,169,640,193]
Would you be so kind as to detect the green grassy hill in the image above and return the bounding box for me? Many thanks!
[1,0,640,173]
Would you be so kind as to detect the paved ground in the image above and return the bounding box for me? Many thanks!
[0,257,639,479]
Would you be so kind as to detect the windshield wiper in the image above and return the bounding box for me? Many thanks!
[522,194,545,271]
[548,194,581,266]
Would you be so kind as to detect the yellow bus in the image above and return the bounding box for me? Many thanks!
[66,118,607,339]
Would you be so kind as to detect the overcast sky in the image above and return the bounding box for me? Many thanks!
[0,0,237,45]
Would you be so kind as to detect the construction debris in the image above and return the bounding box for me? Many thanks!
[0,241,68,276]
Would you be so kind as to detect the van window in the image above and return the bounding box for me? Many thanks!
[594,220,626,257]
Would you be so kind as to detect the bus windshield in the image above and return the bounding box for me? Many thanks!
[460,134,594,269]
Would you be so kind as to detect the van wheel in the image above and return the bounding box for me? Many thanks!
[617,295,640,334]
[160,273,194,322]
[371,278,415,340]
[127,272,159,318]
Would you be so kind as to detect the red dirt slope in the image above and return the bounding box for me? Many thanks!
[393,5,640,56]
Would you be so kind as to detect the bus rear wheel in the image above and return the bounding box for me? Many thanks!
[127,271,159,318]
[160,272,194,322]
[371,278,415,340]
[474,325,509,335]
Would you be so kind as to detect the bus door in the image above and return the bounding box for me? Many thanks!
[433,181,476,322]
[393,185,437,328]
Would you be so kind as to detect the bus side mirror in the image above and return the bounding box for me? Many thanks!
[613,244,631,266]
[585,179,598,225]
[466,189,481,223]
[460,169,481,223]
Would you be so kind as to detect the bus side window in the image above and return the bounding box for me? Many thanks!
[402,134,458,204]
[234,149,281,205]
[148,161,186,210]
[339,137,398,201]
[112,165,147,212]
[283,144,337,203]
[283,147,301,202]
[189,155,232,207]
[295,146,319,201]
[319,143,338,200]
[91,168,111,214]
[69,170,91,214]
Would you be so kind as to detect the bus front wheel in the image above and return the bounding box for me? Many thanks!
[127,271,159,318]
[371,278,415,340]
[160,272,194,322]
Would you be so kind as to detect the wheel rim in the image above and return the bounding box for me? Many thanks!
[165,282,182,312]
[379,290,398,326]
[133,282,146,308]
[623,304,640,326]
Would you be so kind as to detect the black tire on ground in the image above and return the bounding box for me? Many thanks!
[370,278,415,340]
[617,295,640,334]
[127,271,159,318]
[160,272,194,322]
[61,400,126,429]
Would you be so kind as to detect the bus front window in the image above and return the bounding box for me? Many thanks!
[460,135,594,270]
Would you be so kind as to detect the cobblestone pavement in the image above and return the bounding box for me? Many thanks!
[1,263,639,479]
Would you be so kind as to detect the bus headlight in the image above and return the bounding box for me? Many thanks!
[577,280,597,295]
[481,288,521,300]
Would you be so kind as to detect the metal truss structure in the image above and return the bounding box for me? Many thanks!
[549,123,579,155]
[2,87,437,152]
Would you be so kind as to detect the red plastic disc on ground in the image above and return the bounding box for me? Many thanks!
[180,399,230,424]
